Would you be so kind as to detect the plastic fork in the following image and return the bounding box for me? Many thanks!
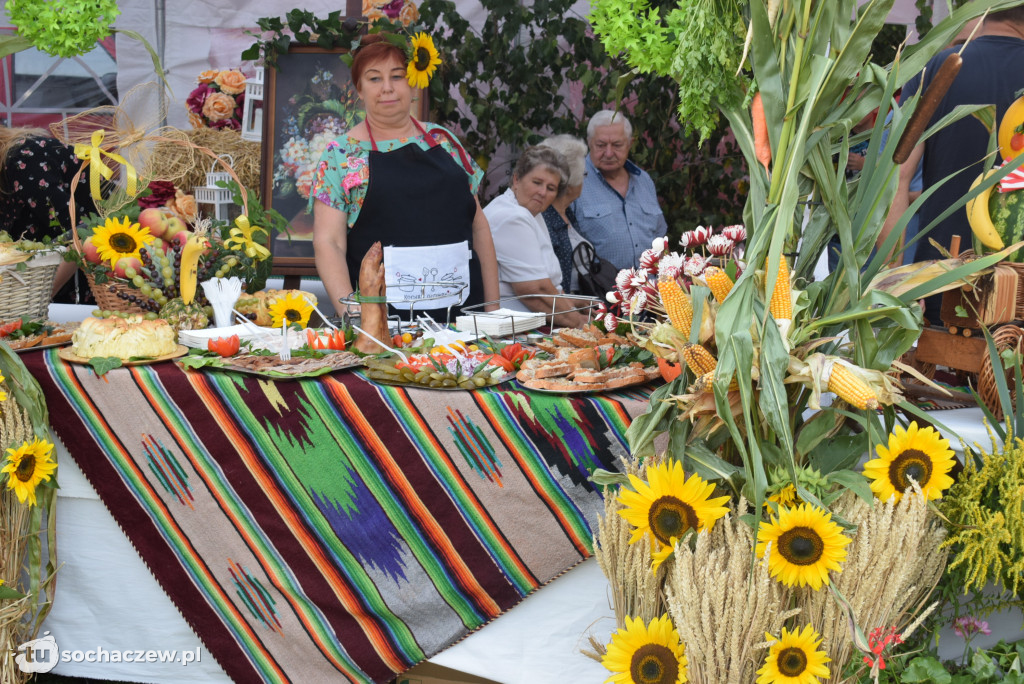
[279,319,292,361]
[305,296,340,331]
[353,325,408,363]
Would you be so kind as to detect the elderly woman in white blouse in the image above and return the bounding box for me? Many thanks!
[483,146,591,327]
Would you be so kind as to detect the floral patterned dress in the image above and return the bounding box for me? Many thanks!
[0,136,95,239]
[306,123,483,226]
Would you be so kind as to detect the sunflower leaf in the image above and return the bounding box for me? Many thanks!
[826,469,873,504]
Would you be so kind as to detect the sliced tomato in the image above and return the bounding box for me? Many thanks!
[500,343,523,362]
[0,319,22,337]
[483,353,516,372]
[326,329,347,350]
[208,335,240,357]
[306,328,322,349]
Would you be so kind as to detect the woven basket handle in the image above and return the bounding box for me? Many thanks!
[67,137,251,259]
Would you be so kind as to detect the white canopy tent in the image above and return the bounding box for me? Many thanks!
[1,0,947,133]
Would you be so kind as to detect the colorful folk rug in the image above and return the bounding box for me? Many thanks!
[23,349,651,684]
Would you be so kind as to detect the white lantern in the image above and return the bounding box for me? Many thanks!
[241,67,264,142]
[194,155,240,223]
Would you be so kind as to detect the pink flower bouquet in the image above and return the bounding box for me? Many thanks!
[186,68,247,130]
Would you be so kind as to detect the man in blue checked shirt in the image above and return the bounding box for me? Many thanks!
[571,110,668,270]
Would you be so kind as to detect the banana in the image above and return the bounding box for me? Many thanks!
[179,233,208,305]
[966,169,1004,251]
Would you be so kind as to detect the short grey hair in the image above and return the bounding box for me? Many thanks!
[586,110,633,141]
[538,134,588,188]
[513,145,569,195]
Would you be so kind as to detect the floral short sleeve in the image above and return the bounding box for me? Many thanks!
[306,123,483,228]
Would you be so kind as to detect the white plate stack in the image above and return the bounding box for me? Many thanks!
[455,308,546,337]
[178,325,308,352]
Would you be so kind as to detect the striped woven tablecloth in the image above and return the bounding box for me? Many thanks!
[23,349,652,684]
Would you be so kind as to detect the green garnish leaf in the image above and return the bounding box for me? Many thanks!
[89,356,123,376]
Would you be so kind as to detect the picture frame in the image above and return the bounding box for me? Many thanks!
[260,46,359,278]
[260,44,430,281]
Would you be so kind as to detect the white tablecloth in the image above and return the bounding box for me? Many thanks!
[35,302,1023,682]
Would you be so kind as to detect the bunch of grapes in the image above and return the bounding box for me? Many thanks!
[114,243,181,312]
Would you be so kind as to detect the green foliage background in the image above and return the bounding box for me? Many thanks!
[418,0,747,240]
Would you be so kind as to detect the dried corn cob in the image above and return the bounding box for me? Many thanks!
[690,370,716,394]
[682,343,717,376]
[768,256,792,320]
[704,266,734,303]
[658,277,693,334]
[827,362,878,410]
[689,369,738,393]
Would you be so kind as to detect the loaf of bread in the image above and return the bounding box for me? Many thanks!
[72,316,178,359]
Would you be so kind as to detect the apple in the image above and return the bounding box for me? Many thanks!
[138,208,170,240]
[163,216,188,242]
[82,237,102,265]
[113,255,142,279]
[169,230,193,251]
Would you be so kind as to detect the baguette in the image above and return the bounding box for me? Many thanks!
[558,328,599,348]
[535,362,573,379]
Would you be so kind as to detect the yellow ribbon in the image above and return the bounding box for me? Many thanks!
[226,215,271,261]
[74,130,138,202]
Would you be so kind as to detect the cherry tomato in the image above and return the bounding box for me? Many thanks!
[1012,132,1024,151]
[393,334,404,348]
[0,319,22,337]
[208,335,240,357]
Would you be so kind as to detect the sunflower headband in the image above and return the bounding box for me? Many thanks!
[344,28,442,89]
[406,32,441,89]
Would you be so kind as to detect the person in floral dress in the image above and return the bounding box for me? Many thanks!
[0,127,95,239]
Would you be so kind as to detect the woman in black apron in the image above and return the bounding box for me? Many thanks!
[309,34,499,322]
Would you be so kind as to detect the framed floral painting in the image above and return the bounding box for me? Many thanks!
[260,46,363,276]
[260,43,430,280]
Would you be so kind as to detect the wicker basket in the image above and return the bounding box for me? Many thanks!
[84,271,147,315]
[977,324,1024,416]
[68,139,250,314]
[0,250,63,321]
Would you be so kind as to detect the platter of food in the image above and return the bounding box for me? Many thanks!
[513,326,658,393]
[179,350,362,379]
[0,319,80,352]
[515,366,659,394]
[361,340,530,391]
[58,345,189,366]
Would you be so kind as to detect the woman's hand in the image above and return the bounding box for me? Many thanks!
[510,278,592,328]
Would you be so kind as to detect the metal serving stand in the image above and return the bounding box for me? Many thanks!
[336,281,470,335]
[457,294,602,342]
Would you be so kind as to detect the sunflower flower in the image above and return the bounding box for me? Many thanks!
[89,216,154,268]
[862,421,955,502]
[757,624,830,684]
[618,460,730,571]
[224,216,270,261]
[755,504,851,590]
[602,614,688,684]
[406,32,441,88]
[0,371,7,402]
[1,437,57,507]
[268,292,314,329]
